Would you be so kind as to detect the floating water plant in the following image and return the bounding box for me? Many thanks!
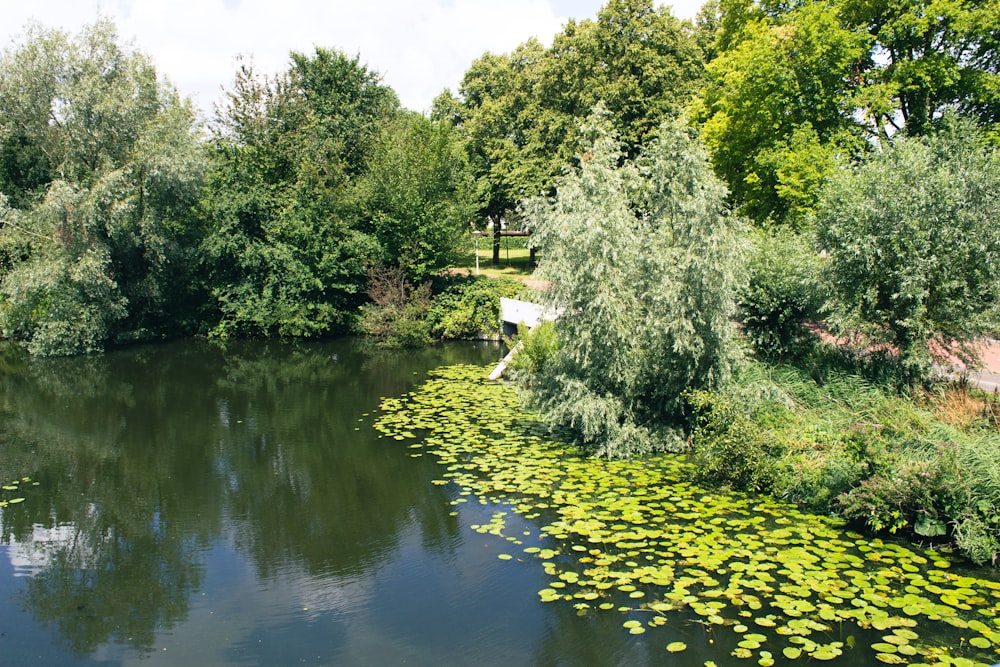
[0,476,38,508]
[375,365,1000,665]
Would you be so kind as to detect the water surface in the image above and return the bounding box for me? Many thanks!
[3,339,998,666]
[0,338,596,666]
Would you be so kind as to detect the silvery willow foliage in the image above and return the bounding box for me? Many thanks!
[523,109,746,458]
[817,116,1000,379]
[0,21,205,355]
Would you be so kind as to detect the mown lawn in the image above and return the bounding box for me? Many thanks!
[453,246,535,279]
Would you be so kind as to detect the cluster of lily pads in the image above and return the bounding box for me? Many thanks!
[0,476,36,508]
[374,365,1000,666]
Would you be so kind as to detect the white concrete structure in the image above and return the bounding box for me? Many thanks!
[489,298,562,381]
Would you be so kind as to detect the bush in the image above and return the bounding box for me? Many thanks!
[835,454,948,536]
[817,115,1000,380]
[427,275,523,340]
[356,265,433,348]
[507,320,560,381]
[738,228,825,360]
[707,358,1000,564]
[687,389,775,493]
[947,437,1000,564]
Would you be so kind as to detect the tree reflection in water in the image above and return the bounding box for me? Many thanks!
[0,338,499,658]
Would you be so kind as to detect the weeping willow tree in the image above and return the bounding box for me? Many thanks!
[521,108,746,458]
[0,21,205,355]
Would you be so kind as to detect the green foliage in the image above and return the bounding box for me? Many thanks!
[202,48,470,341]
[692,356,1000,564]
[839,0,1000,137]
[698,0,1000,224]
[426,276,523,340]
[836,454,948,535]
[948,437,1000,564]
[817,116,1000,379]
[506,320,560,380]
[687,389,775,492]
[695,2,868,224]
[356,112,475,281]
[537,0,706,155]
[356,265,433,348]
[738,228,826,360]
[0,20,205,355]
[199,50,398,338]
[450,0,705,263]
[358,273,525,347]
[521,110,745,458]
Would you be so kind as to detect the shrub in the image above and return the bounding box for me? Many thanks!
[738,228,825,360]
[817,115,1000,380]
[427,275,523,340]
[507,320,560,381]
[356,265,433,348]
[835,454,948,536]
[687,389,775,493]
[947,436,1000,564]
[952,516,999,566]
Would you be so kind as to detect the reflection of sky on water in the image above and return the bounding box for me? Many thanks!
[0,340,636,666]
[5,523,86,577]
[60,500,550,667]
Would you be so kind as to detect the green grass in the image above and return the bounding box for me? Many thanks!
[452,246,535,279]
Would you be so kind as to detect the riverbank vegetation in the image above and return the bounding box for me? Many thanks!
[2,0,1000,564]
[689,355,1000,565]
[376,364,1000,664]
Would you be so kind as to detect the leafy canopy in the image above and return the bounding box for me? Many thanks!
[355,111,475,282]
[697,0,1000,225]
[199,49,398,338]
[447,0,705,262]
[695,1,869,225]
[0,20,205,355]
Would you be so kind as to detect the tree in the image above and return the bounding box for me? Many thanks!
[537,0,705,154]
[521,109,745,458]
[199,50,398,338]
[0,20,206,355]
[840,0,1000,137]
[695,2,869,224]
[697,0,1000,225]
[449,0,705,263]
[817,116,1000,378]
[356,111,475,281]
[450,40,548,264]
[738,227,826,359]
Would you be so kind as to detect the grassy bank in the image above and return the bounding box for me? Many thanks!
[454,246,534,279]
[689,346,1000,565]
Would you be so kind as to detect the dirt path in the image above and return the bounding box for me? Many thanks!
[970,339,1000,392]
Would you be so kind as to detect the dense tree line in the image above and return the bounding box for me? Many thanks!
[0,21,473,352]
[0,21,206,355]
[439,0,704,262]
[1,0,999,360]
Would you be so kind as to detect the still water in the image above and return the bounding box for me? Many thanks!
[3,339,999,667]
[0,338,602,666]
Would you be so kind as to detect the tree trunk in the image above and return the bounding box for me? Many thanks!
[492,216,501,265]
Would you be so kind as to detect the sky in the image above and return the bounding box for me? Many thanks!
[0,0,706,118]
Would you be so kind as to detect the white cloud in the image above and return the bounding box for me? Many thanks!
[1,0,706,116]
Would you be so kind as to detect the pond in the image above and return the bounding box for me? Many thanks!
[0,340,998,666]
